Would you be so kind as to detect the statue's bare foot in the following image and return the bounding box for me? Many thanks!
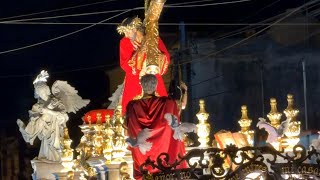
[17,119,25,129]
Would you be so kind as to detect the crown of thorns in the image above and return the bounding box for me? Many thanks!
[117,17,143,35]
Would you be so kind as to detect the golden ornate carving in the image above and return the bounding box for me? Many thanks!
[119,162,131,180]
[103,114,114,164]
[144,0,166,74]
[74,125,96,177]
[93,113,104,156]
[196,99,211,148]
[281,94,301,152]
[267,98,282,128]
[112,105,127,160]
[238,105,254,146]
[61,128,74,172]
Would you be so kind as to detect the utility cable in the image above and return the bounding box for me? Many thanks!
[166,0,252,8]
[3,22,320,26]
[178,0,320,65]
[1,0,252,23]
[0,0,120,21]
[0,63,117,79]
[0,9,134,55]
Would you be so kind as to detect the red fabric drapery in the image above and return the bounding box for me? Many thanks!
[120,37,170,115]
[126,96,187,180]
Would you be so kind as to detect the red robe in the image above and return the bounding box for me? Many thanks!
[120,37,170,114]
[126,96,187,180]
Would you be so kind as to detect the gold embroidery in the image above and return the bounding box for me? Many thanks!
[136,51,145,70]
[133,92,143,100]
[128,58,136,75]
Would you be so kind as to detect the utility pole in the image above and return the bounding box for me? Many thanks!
[259,59,265,118]
[302,60,308,130]
[179,22,193,122]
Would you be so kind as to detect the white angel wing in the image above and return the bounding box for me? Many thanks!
[173,123,197,141]
[310,132,320,151]
[51,80,90,113]
[257,118,279,144]
[107,83,124,109]
[164,113,173,126]
[136,128,152,154]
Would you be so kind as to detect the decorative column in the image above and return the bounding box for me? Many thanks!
[238,105,254,146]
[281,94,301,152]
[61,128,74,173]
[196,99,211,148]
[112,105,127,160]
[267,98,282,150]
[93,113,104,156]
[103,114,114,164]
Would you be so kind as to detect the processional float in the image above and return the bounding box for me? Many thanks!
[16,0,320,179]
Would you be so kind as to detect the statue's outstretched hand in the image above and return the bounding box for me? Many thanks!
[17,119,25,129]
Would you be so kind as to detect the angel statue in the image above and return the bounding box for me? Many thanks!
[17,70,90,162]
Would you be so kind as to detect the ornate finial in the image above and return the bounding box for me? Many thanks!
[196,99,211,148]
[105,114,112,128]
[281,94,301,152]
[267,98,282,128]
[197,99,209,122]
[238,105,254,146]
[96,113,102,124]
[88,116,92,127]
[284,94,299,121]
[238,105,252,132]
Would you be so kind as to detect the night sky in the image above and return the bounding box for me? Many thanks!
[0,0,308,135]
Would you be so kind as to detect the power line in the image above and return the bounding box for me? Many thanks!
[0,63,117,79]
[240,0,281,22]
[1,0,252,23]
[0,0,120,21]
[0,0,216,22]
[0,8,135,55]
[1,9,138,23]
[178,0,320,65]
[3,21,320,26]
[192,75,223,86]
[192,90,233,100]
[173,3,318,62]
[165,0,252,8]
[169,0,216,6]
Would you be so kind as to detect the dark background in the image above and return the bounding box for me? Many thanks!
[0,0,307,133]
[0,1,312,172]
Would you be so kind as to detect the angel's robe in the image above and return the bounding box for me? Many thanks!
[125,96,187,180]
[120,37,170,115]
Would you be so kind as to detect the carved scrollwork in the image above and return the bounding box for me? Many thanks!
[140,145,320,179]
